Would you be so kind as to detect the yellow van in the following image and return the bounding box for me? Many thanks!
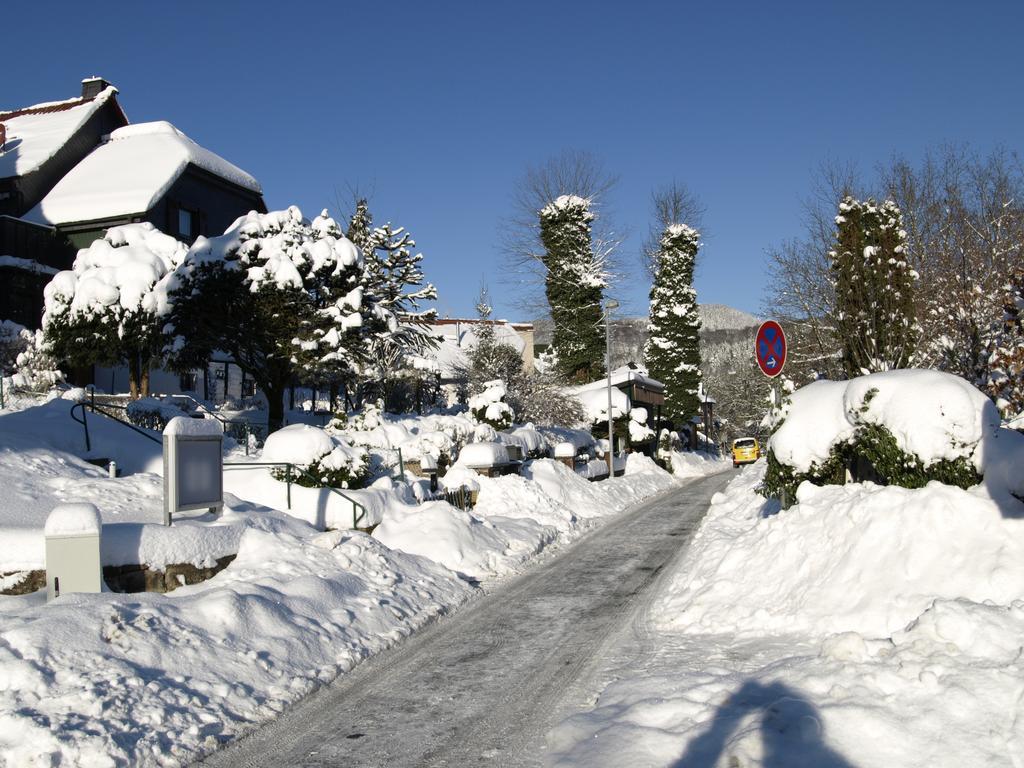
[731,437,760,468]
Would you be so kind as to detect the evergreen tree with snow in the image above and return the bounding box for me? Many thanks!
[645,224,702,426]
[346,199,438,404]
[830,197,919,377]
[466,286,523,394]
[984,267,1024,418]
[539,195,606,383]
[42,224,187,398]
[166,207,369,429]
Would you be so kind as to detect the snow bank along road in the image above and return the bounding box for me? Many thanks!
[200,471,732,768]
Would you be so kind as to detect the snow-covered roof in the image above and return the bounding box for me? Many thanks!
[575,365,665,394]
[416,318,531,379]
[25,121,262,226]
[0,87,119,179]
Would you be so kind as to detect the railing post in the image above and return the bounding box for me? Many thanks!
[286,463,292,509]
[244,422,250,457]
[82,405,91,452]
[397,447,405,477]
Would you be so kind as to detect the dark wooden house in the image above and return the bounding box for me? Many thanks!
[0,77,265,331]
[0,78,127,328]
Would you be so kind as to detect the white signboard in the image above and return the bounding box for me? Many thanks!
[163,417,224,526]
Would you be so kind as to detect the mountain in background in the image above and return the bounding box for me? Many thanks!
[698,304,760,333]
[533,303,761,367]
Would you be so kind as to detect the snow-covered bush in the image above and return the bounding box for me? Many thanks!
[263,424,369,490]
[656,428,682,468]
[4,328,63,391]
[0,319,30,374]
[126,397,187,431]
[764,370,1003,501]
[628,406,655,443]
[469,379,514,430]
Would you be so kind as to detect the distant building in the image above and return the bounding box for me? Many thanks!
[425,317,535,380]
[0,77,265,331]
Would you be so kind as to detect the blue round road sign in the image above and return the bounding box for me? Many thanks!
[755,320,787,378]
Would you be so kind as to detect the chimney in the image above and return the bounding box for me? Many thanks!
[81,76,112,100]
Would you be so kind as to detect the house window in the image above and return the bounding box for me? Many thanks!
[241,374,256,398]
[179,371,198,392]
[176,207,196,240]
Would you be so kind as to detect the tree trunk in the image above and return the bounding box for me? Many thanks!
[140,366,151,398]
[266,382,286,433]
[128,356,141,400]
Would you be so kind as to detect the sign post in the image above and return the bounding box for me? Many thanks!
[755,319,788,427]
[755,320,787,379]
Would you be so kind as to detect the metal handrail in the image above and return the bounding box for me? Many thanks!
[70,402,91,452]
[69,399,366,528]
[87,402,163,444]
[223,460,367,529]
[90,391,268,455]
[166,393,269,455]
[69,403,161,450]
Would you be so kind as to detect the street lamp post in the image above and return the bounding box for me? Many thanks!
[605,298,619,476]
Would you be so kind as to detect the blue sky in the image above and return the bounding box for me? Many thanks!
[6,1,1023,321]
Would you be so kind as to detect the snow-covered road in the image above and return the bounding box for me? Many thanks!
[199,470,732,768]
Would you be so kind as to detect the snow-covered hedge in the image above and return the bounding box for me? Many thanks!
[764,369,1021,501]
[263,424,369,490]
[126,397,187,431]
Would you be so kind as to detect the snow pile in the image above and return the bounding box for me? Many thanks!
[0,527,471,767]
[575,386,630,424]
[503,424,548,456]
[438,464,481,493]
[549,460,1024,767]
[454,441,509,468]
[163,415,222,437]
[661,465,1024,637]
[377,454,688,582]
[42,223,187,326]
[666,449,726,478]
[44,503,101,537]
[373,500,551,582]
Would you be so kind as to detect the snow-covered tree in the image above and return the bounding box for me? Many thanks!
[465,286,523,394]
[1,325,62,392]
[645,224,702,425]
[830,197,919,376]
[345,199,438,404]
[984,267,1024,418]
[539,195,606,383]
[165,206,368,429]
[0,320,30,376]
[42,224,186,398]
[459,285,585,427]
